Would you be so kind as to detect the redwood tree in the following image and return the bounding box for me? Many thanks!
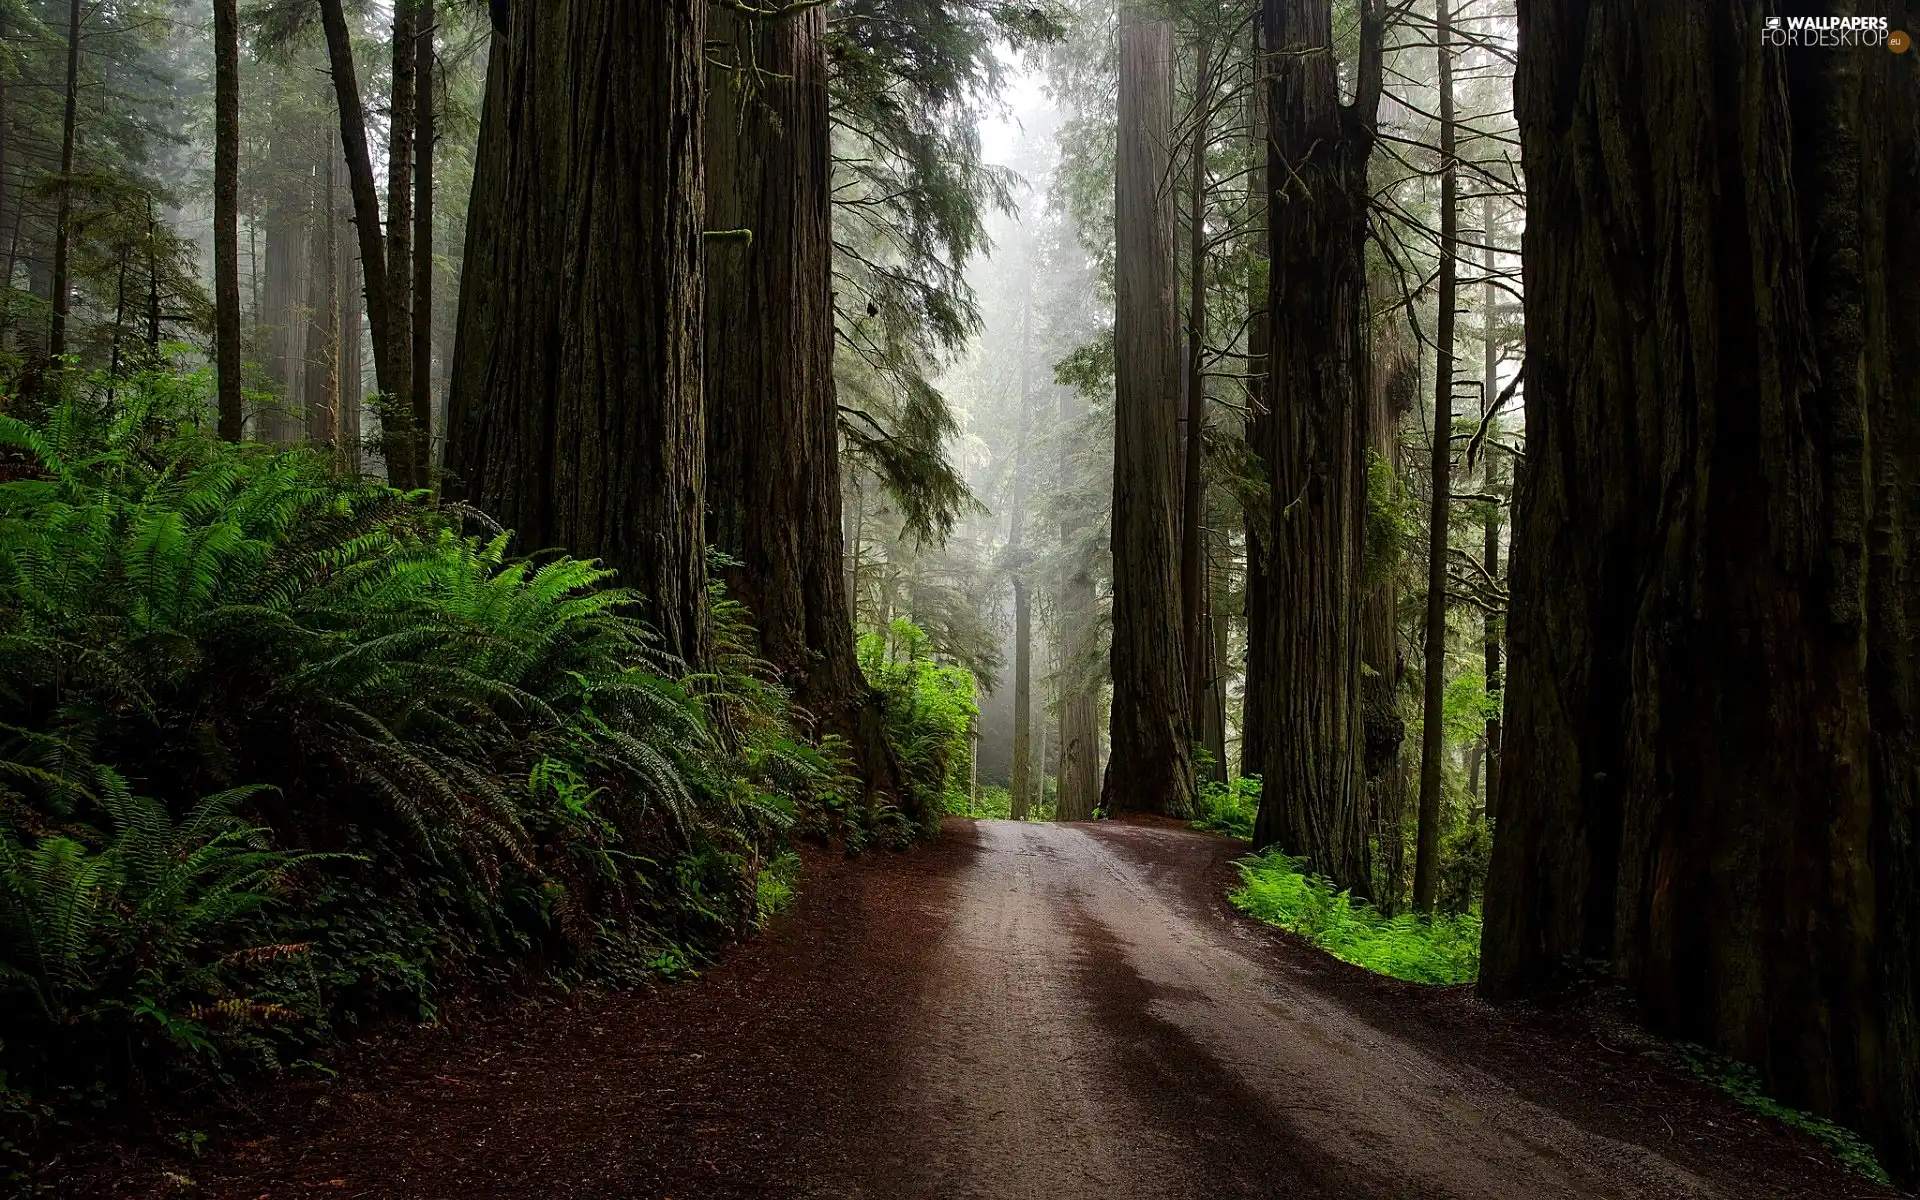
[213,0,242,440]
[702,6,901,796]
[445,0,711,667]
[1481,0,1920,1181]
[1104,9,1195,819]
[1246,0,1383,897]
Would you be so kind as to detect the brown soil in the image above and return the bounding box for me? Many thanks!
[53,818,1905,1199]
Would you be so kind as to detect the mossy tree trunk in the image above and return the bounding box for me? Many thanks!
[1481,0,1920,1181]
[445,0,712,669]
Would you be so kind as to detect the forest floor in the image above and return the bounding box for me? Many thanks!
[58,818,1902,1199]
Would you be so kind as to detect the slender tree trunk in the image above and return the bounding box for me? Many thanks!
[1056,384,1101,822]
[446,0,711,668]
[1482,0,1920,1182]
[214,0,242,437]
[144,203,160,356]
[1180,38,1212,727]
[1248,0,1384,897]
[1240,13,1269,782]
[48,0,82,361]
[412,5,434,479]
[259,156,311,445]
[1011,576,1032,821]
[1364,308,1414,907]
[1412,0,1457,912]
[305,151,340,447]
[380,0,417,484]
[319,0,400,471]
[1104,9,1195,819]
[1479,192,1503,817]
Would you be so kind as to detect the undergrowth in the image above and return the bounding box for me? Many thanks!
[1191,776,1260,840]
[1676,1044,1890,1184]
[1231,851,1481,985]
[858,619,976,835]
[0,367,851,1178]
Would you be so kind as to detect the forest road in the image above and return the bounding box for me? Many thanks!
[84,818,1896,1200]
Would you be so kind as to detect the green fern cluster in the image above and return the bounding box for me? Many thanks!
[0,373,815,1152]
[858,619,977,835]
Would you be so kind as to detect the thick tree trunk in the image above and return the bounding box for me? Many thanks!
[319,0,400,473]
[47,0,80,361]
[1247,0,1383,896]
[700,6,899,798]
[1481,0,1920,1182]
[446,0,711,669]
[213,0,243,439]
[1104,10,1195,820]
[1412,0,1457,913]
[412,7,435,479]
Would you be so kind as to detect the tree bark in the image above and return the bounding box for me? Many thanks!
[47,0,81,361]
[336,144,364,472]
[700,5,900,800]
[445,0,712,669]
[1247,0,1383,896]
[1240,12,1269,783]
[1104,10,1195,820]
[303,149,340,447]
[259,146,312,445]
[1412,0,1457,913]
[1180,38,1212,733]
[1481,0,1920,1182]
[1056,385,1101,822]
[213,0,243,439]
[383,0,418,485]
[1364,310,1415,908]
[1479,192,1503,817]
[412,5,435,478]
[319,0,401,474]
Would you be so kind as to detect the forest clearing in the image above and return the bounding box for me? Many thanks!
[0,0,1914,1195]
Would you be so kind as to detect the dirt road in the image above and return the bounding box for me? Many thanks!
[71,819,1897,1199]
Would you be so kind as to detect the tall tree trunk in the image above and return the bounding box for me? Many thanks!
[1104,10,1195,819]
[383,0,417,486]
[214,0,243,438]
[259,147,312,445]
[1481,0,1920,1182]
[1180,38,1212,729]
[700,5,901,800]
[1240,13,1269,782]
[1412,0,1457,912]
[1009,278,1033,822]
[304,150,340,447]
[319,0,400,472]
[336,144,364,472]
[446,0,711,669]
[1364,310,1414,908]
[1247,0,1384,896]
[1479,191,1503,817]
[47,0,81,361]
[1056,385,1101,822]
[412,5,435,478]
[1200,560,1229,783]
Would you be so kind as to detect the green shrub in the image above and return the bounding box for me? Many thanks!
[1232,850,1481,984]
[0,374,819,1150]
[858,619,977,837]
[1192,776,1261,840]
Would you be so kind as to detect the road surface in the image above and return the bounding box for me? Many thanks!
[71,818,1894,1199]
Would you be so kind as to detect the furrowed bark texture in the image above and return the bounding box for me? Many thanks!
[1482,0,1920,1181]
[1248,0,1382,897]
[446,0,711,668]
[702,7,900,797]
[1240,13,1270,783]
[1105,12,1195,819]
[1056,384,1101,823]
